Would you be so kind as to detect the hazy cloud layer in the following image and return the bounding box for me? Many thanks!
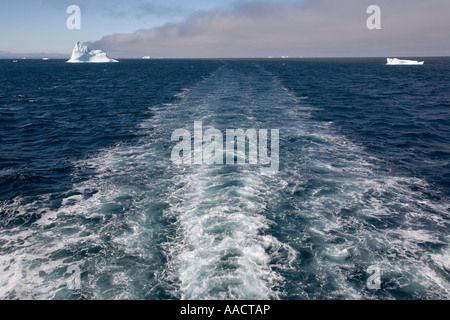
[90,0,450,58]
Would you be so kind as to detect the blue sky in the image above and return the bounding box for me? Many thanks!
[0,0,235,54]
[1,0,449,58]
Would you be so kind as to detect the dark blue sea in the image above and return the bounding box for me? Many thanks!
[0,58,449,300]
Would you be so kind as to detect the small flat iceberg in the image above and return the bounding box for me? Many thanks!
[67,41,118,63]
[386,58,424,65]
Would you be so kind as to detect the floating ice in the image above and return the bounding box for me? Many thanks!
[67,41,118,63]
[386,58,424,65]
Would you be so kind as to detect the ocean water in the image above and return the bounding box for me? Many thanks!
[0,58,449,300]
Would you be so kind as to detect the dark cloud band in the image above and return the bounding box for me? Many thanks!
[88,0,450,58]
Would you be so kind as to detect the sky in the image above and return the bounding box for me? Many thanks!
[1,0,450,58]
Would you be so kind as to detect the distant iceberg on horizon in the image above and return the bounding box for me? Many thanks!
[67,41,118,63]
[386,58,424,65]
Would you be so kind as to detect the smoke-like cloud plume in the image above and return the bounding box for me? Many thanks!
[90,0,450,58]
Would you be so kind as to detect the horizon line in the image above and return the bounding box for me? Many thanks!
[1,55,450,60]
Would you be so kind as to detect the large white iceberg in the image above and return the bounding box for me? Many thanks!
[67,41,118,63]
[386,58,424,65]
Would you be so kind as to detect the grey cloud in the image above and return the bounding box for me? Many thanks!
[90,0,450,58]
